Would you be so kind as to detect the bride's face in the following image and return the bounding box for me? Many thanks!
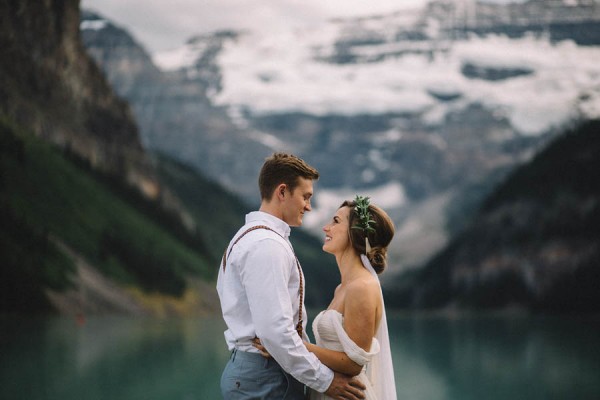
[322,206,351,255]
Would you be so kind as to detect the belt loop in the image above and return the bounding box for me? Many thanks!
[231,348,237,362]
[263,356,269,368]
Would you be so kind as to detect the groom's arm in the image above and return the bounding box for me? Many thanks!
[241,238,334,392]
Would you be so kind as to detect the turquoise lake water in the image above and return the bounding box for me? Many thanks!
[1,313,599,399]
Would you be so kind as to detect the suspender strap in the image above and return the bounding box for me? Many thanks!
[222,225,269,272]
[221,225,305,338]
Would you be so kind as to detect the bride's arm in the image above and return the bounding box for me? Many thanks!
[306,279,379,377]
[304,342,363,376]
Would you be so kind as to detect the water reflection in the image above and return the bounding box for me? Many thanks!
[1,314,599,400]
[390,314,600,400]
[0,315,230,400]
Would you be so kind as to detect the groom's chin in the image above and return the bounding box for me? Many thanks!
[290,217,303,227]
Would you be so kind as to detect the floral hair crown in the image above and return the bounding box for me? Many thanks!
[351,195,375,253]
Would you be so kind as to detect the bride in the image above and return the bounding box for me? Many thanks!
[256,196,397,400]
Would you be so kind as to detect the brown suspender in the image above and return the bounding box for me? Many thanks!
[221,225,304,338]
[222,225,270,271]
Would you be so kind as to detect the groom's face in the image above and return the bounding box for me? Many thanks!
[281,177,314,227]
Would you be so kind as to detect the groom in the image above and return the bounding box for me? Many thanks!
[217,152,366,399]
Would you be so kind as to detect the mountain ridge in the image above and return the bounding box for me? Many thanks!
[81,0,600,277]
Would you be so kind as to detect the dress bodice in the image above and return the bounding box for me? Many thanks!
[312,310,345,352]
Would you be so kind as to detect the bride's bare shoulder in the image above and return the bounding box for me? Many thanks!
[345,276,379,303]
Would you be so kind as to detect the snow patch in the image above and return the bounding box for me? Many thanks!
[152,46,200,71]
[207,24,600,137]
[80,19,108,31]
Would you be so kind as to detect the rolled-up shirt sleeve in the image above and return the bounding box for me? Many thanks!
[240,237,334,393]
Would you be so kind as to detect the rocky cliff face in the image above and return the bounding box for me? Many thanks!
[0,0,157,198]
[80,13,272,199]
[458,0,600,45]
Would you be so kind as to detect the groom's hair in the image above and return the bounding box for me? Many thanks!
[259,152,319,201]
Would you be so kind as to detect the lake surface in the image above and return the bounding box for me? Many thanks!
[1,313,599,400]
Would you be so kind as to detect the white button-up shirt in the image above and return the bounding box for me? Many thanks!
[217,211,334,393]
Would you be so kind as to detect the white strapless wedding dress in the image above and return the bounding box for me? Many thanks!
[308,309,380,400]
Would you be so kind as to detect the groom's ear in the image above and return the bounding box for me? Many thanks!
[275,184,287,201]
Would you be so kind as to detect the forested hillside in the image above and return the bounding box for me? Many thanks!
[0,118,219,314]
[387,120,600,313]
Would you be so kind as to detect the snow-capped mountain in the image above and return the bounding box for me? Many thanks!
[82,0,600,277]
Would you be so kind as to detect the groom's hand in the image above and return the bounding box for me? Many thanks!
[252,337,271,359]
[325,372,366,400]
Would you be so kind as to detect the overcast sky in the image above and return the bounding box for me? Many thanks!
[80,0,519,54]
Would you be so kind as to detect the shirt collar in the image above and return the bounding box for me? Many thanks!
[246,211,291,238]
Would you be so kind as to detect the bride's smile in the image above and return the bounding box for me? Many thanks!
[322,207,351,254]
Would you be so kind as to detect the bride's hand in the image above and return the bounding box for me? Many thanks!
[252,337,271,358]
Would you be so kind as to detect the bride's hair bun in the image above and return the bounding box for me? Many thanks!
[367,246,387,274]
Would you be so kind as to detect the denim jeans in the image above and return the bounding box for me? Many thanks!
[220,349,305,399]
